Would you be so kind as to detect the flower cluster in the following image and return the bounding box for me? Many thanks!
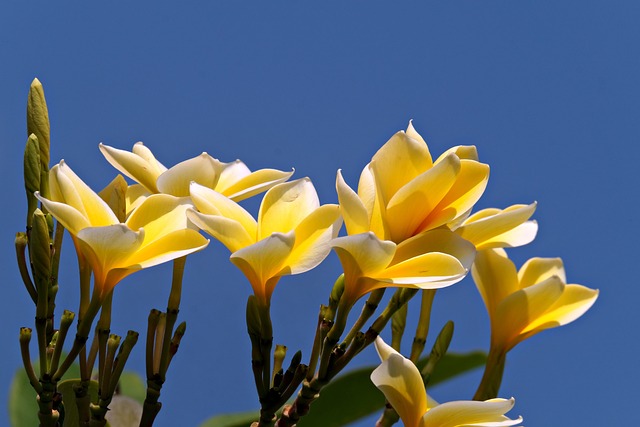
[16,79,597,427]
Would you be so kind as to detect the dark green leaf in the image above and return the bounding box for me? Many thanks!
[58,379,99,427]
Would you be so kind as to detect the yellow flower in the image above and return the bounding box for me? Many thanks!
[186,178,342,306]
[336,121,490,243]
[332,230,475,306]
[99,141,294,209]
[371,337,523,427]
[472,248,598,352]
[36,161,209,298]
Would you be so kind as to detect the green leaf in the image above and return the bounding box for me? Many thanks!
[58,379,99,427]
[199,410,259,427]
[116,371,146,404]
[297,351,487,427]
[9,360,81,427]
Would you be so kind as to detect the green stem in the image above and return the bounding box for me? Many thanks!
[158,256,186,380]
[341,289,385,346]
[473,344,507,401]
[409,290,436,362]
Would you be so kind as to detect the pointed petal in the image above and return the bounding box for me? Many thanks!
[190,182,257,237]
[370,131,433,207]
[214,159,252,190]
[521,285,599,336]
[422,398,520,427]
[125,184,150,215]
[472,249,519,320]
[405,121,433,165]
[457,203,537,250]
[99,143,163,193]
[187,209,255,253]
[435,145,479,162]
[393,229,476,272]
[474,221,538,250]
[230,232,295,302]
[385,154,460,242]
[126,194,194,240]
[258,178,319,239]
[380,252,467,287]
[285,204,342,274]
[336,170,371,235]
[518,257,566,287]
[36,193,91,235]
[494,276,565,349]
[419,159,489,231]
[371,352,427,427]
[221,166,295,202]
[99,175,128,223]
[50,161,119,227]
[374,336,396,361]
[332,232,396,278]
[156,153,225,197]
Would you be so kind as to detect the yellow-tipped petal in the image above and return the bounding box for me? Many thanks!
[258,178,319,239]
[332,232,396,278]
[457,203,537,250]
[220,167,295,202]
[187,209,255,253]
[190,182,257,237]
[99,143,164,193]
[286,204,342,274]
[418,159,490,231]
[156,153,224,197]
[125,228,209,269]
[472,249,519,319]
[230,232,296,302]
[213,159,252,191]
[521,285,599,336]
[405,121,433,166]
[99,175,129,223]
[35,192,91,235]
[385,154,460,242]
[370,131,433,207]
[421,398,521,427]
[435,145,480,163]
[518,257,566,287]
[371,342,427,427]
[125,184,149,215]
[493,276,565,349]
[50,162,119,227]
[381,252,467,286]
[393,229,476,271]
[336,170,371,235]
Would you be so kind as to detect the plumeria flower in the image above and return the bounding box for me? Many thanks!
[186,178,342,306]
[36,160,209,298]
[332,229,475,307]
[336,121,490,243]
[371,337,523,427]
[99,141,294,212]
[473,248,599,353]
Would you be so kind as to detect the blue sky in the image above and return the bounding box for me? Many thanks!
[1,2,638,426]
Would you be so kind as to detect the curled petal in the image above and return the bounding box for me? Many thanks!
[518,257,566,287]
[36,192,91,235]
[457,203,537,250]
[472,249,519,320]
[380,252,467,287]
[219,165,294,202]
[422,398,521,427]
[126,194,194,237]
[371,344,427,427]
[156,153,225,197]
[187,209,255,253]
[393,229,476,271]
[125,228,209,269]
[190,182,257,237]
[258,178,319,239]
[126,184,150,215]
[332,232,396,280]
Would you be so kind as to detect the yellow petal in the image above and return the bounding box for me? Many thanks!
[98,175,129,223]
[520,285,598,337]
[332,232,396,278]
[126,194,193,240]
[472,249,519,320]
[76,224,145,292]
[456,203,537,250]
[99,143,164,193]
[125,184,149,215]
[393,229,476,271]
[50,161,119,227]
[370,131,433,207]
[230,232,296,303]
[285,204,342,274]
[190,182,257,238]
[219,166,295,202]
[125,228,209,269]
[418,159,489,231]
[422,397,521,427]
[156,152,224,197]
[258,178,319,239]
[518,257,566,287]
[381,252,467,287]
[187,209,254,253]
[359,165,387,239]
[434,145,479,162]
[36,192,91,235]
[385,154,460,242]
[405,121,434,165]
[373,335,396,361]
[493,276,565,350]
[336,170,370,235]
[371,342,427,427]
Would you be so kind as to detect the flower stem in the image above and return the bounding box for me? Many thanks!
[473,344,507,401]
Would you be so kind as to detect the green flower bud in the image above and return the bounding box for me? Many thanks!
[26,78,51,198]
[23,134,41,228]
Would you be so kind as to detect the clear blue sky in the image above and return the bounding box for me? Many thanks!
[1,2,638,426]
